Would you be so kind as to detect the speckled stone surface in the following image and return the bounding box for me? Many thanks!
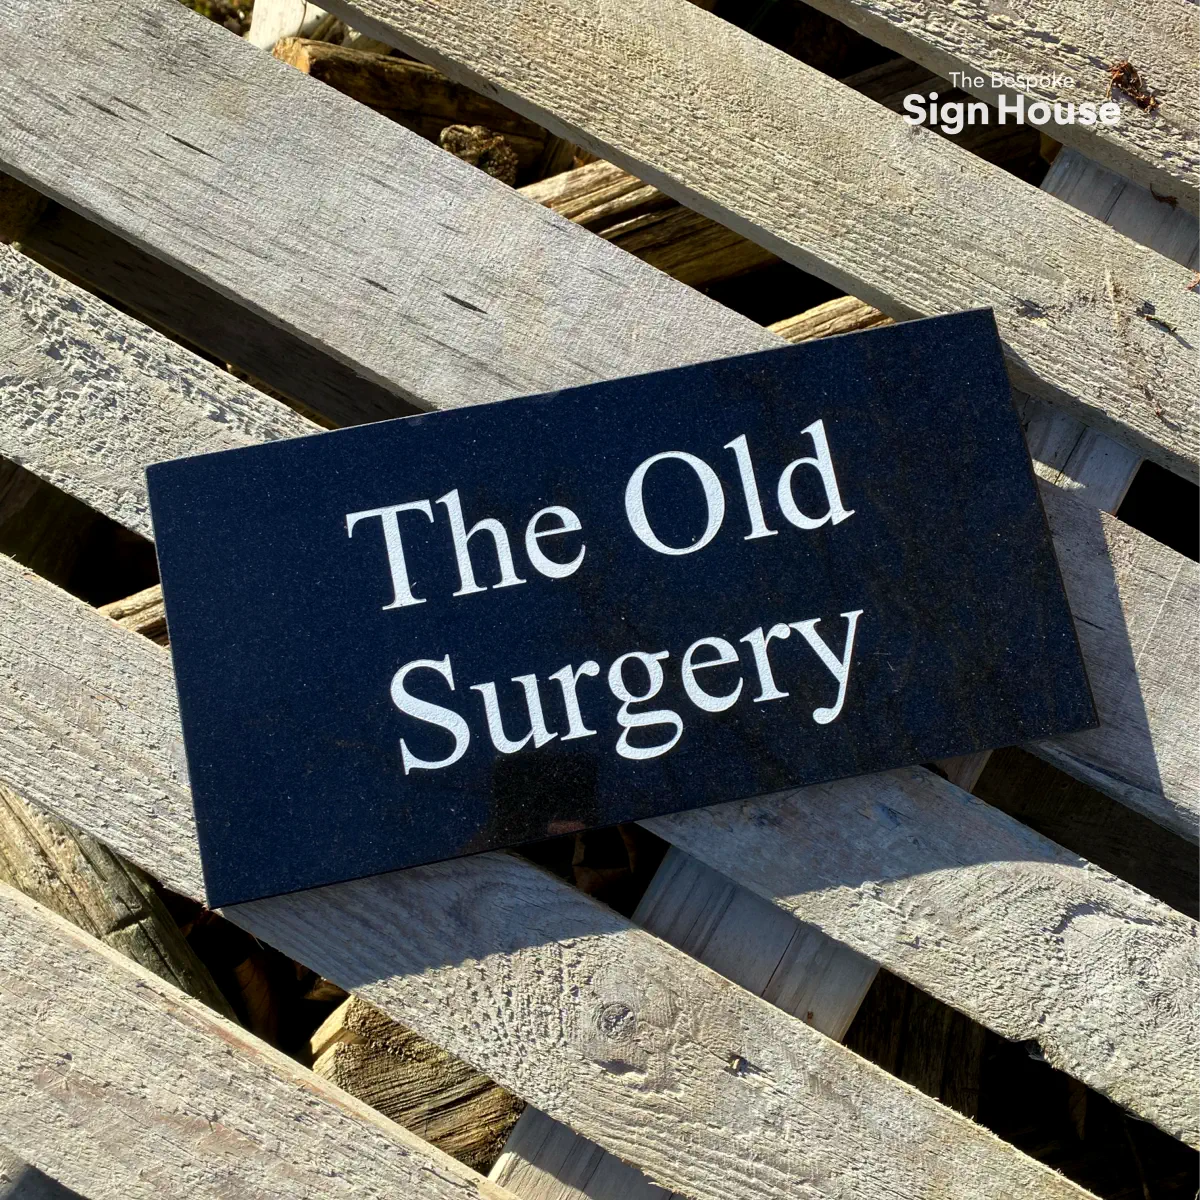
[148,309,1095,906]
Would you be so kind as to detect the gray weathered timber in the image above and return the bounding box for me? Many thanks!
[782,0,1199,211]
[320,0,1198,478]
[17,207,417,428]
[0,881,521,1200]
[1033,487,1199,841]
[641,767,1198,1145]
[0,555,1192,1152]
[1,246,1193,836]
[0,0,773,417]
[0,248,313,541]
[1041,149,1199,269]
[0,0,1194,479]
[1021,146,1198,515]
[490,847,879,1198]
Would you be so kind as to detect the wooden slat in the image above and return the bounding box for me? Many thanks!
[0,576,1106,1200]
[1,525,1196,1155]
[0,0,772,416]
[490,848,879,1197]
[1033,486,1199,840]
[781,0,1199,211]
[0,881,520,1200]
[1040,149,1199,269]
[0,0,1194,480]
[320,0,1198,479]
[4,244,1193,835]
[15,206,415,428]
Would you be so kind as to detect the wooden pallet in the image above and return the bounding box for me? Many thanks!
[0,0,1195,1196]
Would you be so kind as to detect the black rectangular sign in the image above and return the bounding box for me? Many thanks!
[148,309,1096,906]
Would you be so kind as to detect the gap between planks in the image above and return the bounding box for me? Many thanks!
[315,0,1198,478]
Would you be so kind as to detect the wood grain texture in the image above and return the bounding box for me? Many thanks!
[519,159,777,287]
[4,245,1192,834]
[311,996,524,1172]
[976,746,1198,920]
[768,296,892,343]
[1033,486,1199,841]
[0,881,520,1200]
[17,206,416,428]
[641,763,1198,1145]
[0,553,1192,1152]
[0,247,313,542]
[97,584,168,644]
[319,0,1199,479]
[1040,148,1199,269]
[0,781,232,1017]
[1020,146,1198,515]
[0,0,773,416]
[490,847,879,1198]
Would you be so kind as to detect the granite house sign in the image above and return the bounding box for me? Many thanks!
[148,309,1096,905]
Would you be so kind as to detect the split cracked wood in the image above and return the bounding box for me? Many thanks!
[0,780,232,1016]
[519,159,777,288]
[0,0,1194,480]
[0,880,522,1200]
[783,0,1200,211]
[0,569,1113,1197]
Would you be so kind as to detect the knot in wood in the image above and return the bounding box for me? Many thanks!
[595,1001,636,1041]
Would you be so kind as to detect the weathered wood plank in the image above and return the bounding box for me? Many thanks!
[0,881,521,1200]
[320,0,1198,478]
[787,0,1199,210]
[1021,146,1198,515]
[5,245,1192,836]
[0,0,773,417]
[490,847,879,1197]
[16,206,415,428]
[1041,149,1199,269]
[0,248,313,540]
[1,545,1193,1150]
[0,0,1194,478]
[1033,486,1199,841]
[97,584,168,644]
